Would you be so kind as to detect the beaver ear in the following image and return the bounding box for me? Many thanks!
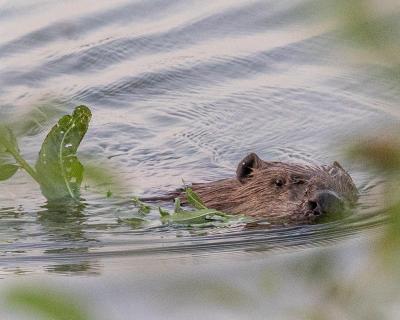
[236,153,264,183]
[333,161,344,170]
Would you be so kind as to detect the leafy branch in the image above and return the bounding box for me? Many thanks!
[0,105,91,202]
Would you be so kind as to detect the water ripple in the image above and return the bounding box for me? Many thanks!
[0,0,397,275]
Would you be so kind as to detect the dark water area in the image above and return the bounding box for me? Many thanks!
[0,1,399,316]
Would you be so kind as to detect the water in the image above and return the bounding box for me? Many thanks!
[0,0,399,317]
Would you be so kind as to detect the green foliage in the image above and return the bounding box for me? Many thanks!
[174,197,182,213]
[132,197,152,215]
[158,188,233,225]
[159,206,170,217]
[0,124,19,155]
[6,286,89,320]
[185,187,207,209]
[348,137,400,173]
[7,102,67,137]
[0,105,91,202]
[0,134,19,180]
[1,105,244,227]
[0,164,19,181]
[0,124,40,184]
[119,188,251,228]
[0,125,20,172]
[348,135,400,260]
[161,208,228,224]
[333,0,400,79]
[0,127,19,181]
[337,0,392,48]
[35,105,91,201]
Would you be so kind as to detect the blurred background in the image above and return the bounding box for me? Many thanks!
[0,0,400,319]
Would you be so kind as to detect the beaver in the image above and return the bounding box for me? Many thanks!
[143,153,358,224]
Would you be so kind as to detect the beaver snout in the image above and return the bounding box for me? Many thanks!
[307,191,344,216]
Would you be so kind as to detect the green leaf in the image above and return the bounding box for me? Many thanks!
[125,190,250,228]
[159,188,253,226]
[132,197,152,215]
[0,164,18,181]
[35,105,92,201]
[157,189,235,225]
[0,151,16,167]
[185,187,207,209]
[162,208,227,224]
[159,206,171,217]
[174,197,182,213]
[6,286,89,320]
[0,125,19,156]
[0,126,18,178]
[7,102,67,137]
[0,125,39,183]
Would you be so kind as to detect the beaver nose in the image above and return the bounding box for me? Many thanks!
[308,191,344,216]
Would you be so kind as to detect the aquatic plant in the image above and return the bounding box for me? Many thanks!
[162,188,233,225]
[0,105,91,202]
[3,1,400,319]
[0,105,246,228]
[119,187,251,228]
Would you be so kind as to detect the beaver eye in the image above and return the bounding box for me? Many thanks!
[274,179,285,187]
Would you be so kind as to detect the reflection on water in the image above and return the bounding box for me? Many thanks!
[37,202,91,244]
[0,0,397,277]
[46,261,100,275]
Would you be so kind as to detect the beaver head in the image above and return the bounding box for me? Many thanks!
[190,153,358,224]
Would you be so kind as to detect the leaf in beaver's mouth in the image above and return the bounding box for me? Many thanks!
[35,105,91,201]
[185,187,207,209]
[161,209,228,224]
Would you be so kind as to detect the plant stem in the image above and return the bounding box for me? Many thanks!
[3,145,41,185]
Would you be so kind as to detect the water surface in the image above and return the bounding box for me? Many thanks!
[0,0,396,280]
